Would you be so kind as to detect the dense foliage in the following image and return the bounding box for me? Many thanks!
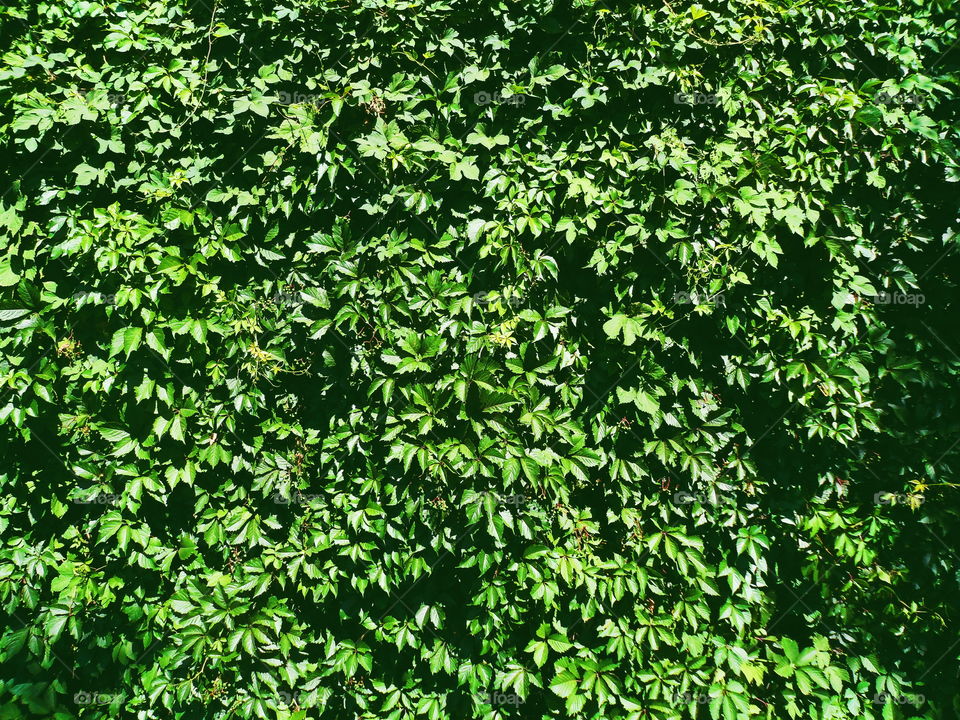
[2,0,960,718]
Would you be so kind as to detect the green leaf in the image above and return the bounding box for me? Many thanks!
[549,669,579,698]
[0,256,18,286]
[109,327,143,358]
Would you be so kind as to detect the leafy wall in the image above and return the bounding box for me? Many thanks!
[1,0,960,719]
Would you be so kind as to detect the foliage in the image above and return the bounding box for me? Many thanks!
[1,0,960,718]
